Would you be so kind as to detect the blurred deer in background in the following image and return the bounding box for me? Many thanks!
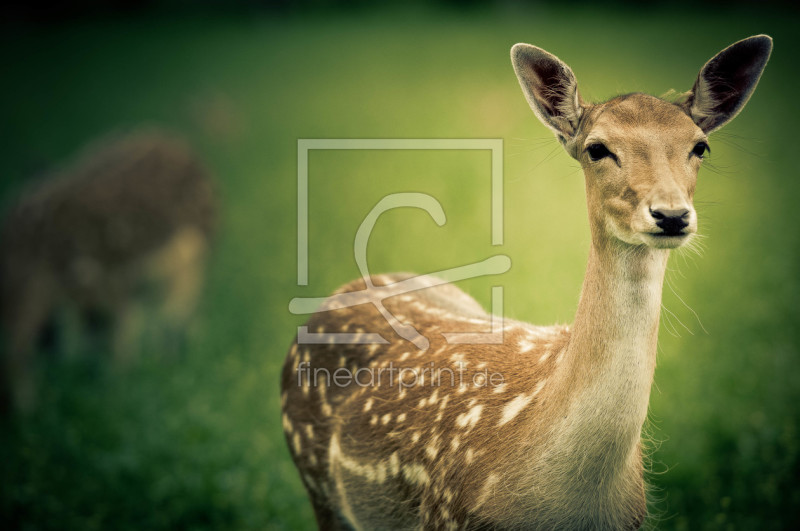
[281,36,771,529]
[0,130,217,413]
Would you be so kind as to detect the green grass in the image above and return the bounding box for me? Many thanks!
[1,4,799,529]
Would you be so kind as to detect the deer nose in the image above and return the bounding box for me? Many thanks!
[650,207,690,236]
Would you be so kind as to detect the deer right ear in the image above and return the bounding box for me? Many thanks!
[685,35,773,133]
[511,43,584,141]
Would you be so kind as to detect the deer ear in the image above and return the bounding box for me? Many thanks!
[685,35,772,133]
[511,43,584,141]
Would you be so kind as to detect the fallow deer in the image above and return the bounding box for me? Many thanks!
[0,130,217,413]
[281,35,772,529]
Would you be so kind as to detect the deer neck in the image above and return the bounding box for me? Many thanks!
[545,236,668,479]
[569,237,668,387]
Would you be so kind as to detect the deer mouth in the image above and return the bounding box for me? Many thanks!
[643,231,692,249]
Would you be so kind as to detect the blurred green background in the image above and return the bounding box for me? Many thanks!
[1,1,798,529]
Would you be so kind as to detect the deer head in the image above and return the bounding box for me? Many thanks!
[511,36,772,250]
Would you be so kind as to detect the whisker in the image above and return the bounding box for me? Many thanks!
[666,277,708,335]
[660,304,681,338]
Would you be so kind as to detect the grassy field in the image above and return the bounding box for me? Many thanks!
[1,4,799,529]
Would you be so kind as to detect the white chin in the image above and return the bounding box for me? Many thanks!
[641,233,692,249]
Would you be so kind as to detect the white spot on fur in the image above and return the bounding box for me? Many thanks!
[402,463,430,486]
[474,473,499,509]
[281,413,293,434]
[493,383,507,394]
[397,413,407,423]
[328,433,363,530]
[450,436,460,452]
[363,398,374,413]
[389,452,400,476]
[498,393,535,426]
[412,431,421,444]
[318,379,333,417]
[304,424,315,439]
[425,434,440,460]
[292,432,302,454]
[444,487,454,503]
[456,404,484,430]
[465,448,475,464]
[332,433,389,486]
[370,415,378,426]
[518,338,534,353]
[439,394,450,411]
[374,461,387,483]
[381,413,392,425]
[428,388,439,406]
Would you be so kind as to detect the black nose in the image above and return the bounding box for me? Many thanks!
[650,208,689,236]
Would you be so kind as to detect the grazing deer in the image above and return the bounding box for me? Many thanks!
[0,130,217,413]
[281,36,771,529]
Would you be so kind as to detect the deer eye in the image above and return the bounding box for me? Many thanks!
[691,141,709,159]
[586,143,614,162]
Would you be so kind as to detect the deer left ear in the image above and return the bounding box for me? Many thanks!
[685,35,772,133]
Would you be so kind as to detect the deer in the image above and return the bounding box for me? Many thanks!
[281,35,772,529]
[0,130,217,413]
